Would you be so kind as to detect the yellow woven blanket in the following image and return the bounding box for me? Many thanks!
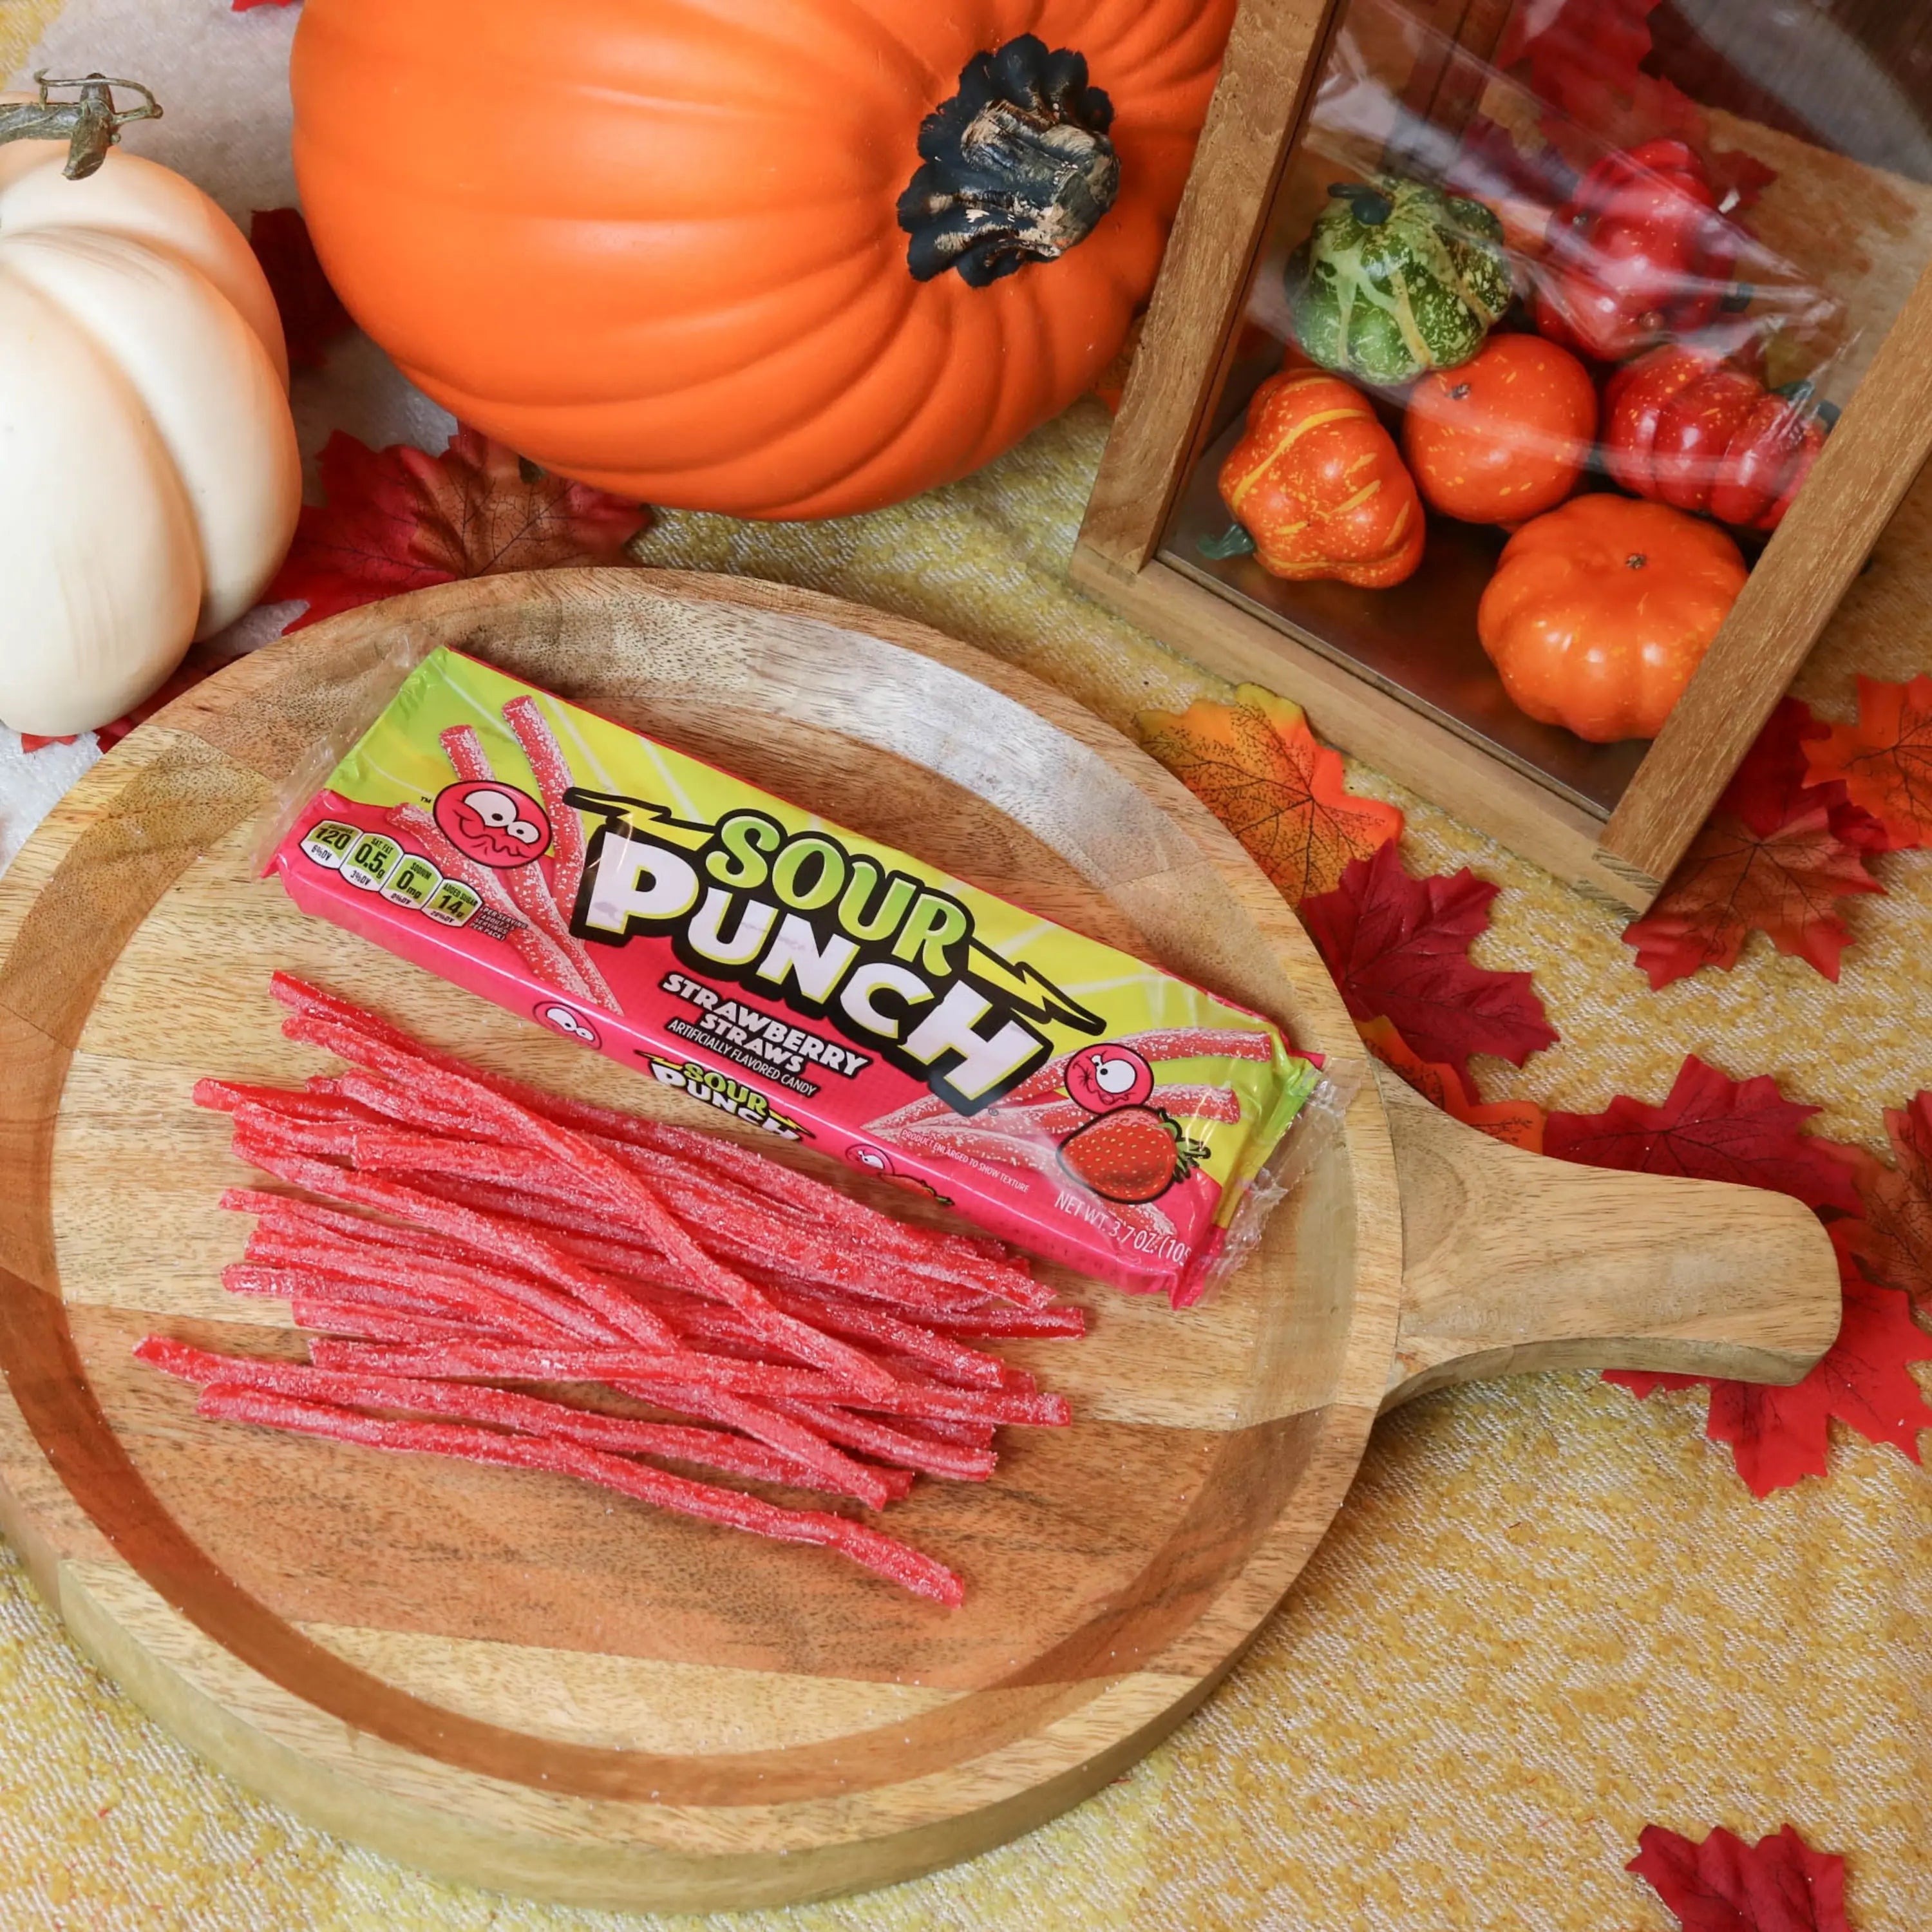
[4,1,1931,1922]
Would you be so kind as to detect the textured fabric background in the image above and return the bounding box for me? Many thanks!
[3,3,1931,1926]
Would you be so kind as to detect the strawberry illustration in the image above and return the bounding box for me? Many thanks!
[1057,1107,1210,1204]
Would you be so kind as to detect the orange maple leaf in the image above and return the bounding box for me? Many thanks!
[1804,674,1932,849]
[1356,1016,1546,1152]
[1135,684,1403,905]
[1622,806,1883,989]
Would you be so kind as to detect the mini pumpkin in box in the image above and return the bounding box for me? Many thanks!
[1286,176,1512,386]
[1604,346,1828,532]
[1403,335,1596,526]
[1477,496,1747,743]
[1215,369,1424,586]
[289,1,1235,520]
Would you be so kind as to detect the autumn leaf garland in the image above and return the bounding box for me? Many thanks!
[1138,688,1932,1502]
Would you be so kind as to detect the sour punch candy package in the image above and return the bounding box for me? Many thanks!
[269,649,1329,1303]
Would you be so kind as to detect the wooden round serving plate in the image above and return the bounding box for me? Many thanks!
[0,571,1840,1911]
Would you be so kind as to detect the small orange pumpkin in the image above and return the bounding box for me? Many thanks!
[1477,495,1747,742]
[1218,370,1425,587]
[290,1,1235,520]
[1403,334,1596,526]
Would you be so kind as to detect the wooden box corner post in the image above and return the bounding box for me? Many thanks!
[1073,0,1932,911]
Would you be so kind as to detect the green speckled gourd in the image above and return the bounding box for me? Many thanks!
[1287,177,1511,385]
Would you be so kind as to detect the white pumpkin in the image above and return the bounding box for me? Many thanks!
[0,102,301,736]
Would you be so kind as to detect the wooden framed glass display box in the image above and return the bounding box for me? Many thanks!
[1071,0,1932,910]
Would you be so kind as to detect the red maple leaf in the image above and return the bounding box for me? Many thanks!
[1629,1823,1848,1931]
[1716,698,1889,847]
[1545,1054,1862,1214]
[1623,808,1882,988]
[1804,674,1932,850]
[250,209,352,370]
[1492,0,1774,209]
[268,428,650,630]
[1298,843,1557,1082]
[1624,699,1892,989]
[1608,1232,1932,1495]
[1848,1091,1932,1312]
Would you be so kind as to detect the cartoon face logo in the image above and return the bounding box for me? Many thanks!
[1065,1043,1154,1115]
[846,1143,896,1175]
[433,781,551,869]
[534,1000,600,1048]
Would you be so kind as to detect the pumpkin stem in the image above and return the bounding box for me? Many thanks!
[898,35,1118,289]
[1198,524,1258,560]
[1329,182,1394,227]
[1775,377,1839,428]
[0,72,161,180]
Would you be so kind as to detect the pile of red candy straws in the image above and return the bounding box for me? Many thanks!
[151,974,1087,1606]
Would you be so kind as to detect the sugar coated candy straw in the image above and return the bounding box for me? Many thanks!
[155,978,1097,1601]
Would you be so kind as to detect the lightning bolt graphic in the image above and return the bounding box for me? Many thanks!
[963,943,1105,1035]
[565,787,1106,1034]
[563,788,715,852]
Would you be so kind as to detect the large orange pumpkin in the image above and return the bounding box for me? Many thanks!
[1477,495,1746,742]
[1217,369,1425,587]
[289,1,1234,520]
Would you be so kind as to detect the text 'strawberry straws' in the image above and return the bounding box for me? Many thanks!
[154,978,1099,1604]
[267,648,1329,1303]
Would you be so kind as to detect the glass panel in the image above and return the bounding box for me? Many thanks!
[1159,0,1932,814]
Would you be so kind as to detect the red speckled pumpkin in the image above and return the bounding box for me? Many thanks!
[1477,495,1746,742]
[1403,334,1596,526]
[290,0,1234,520]
[1604,345,1828,532]
[1218,369,1425,587]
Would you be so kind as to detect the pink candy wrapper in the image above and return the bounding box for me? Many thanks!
[267,648,1337,1303]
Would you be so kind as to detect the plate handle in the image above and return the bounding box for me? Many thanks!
[1376,1066,1842,1410]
